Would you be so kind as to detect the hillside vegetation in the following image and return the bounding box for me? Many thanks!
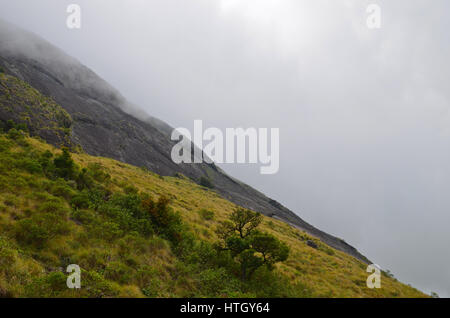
[0,71,426,297]
[0,132,425,297]
[0,73,73,147]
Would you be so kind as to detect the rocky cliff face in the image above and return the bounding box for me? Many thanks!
[0,19,370,263]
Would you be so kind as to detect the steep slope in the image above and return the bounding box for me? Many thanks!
[0,71,73,147]
[0,19,368,263]
[0,123,424,297]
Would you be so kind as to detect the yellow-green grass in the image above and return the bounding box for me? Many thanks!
[0,135,426,297]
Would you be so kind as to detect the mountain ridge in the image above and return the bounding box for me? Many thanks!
[0,19,370,263]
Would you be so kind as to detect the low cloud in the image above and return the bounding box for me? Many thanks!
[0,0,449,296]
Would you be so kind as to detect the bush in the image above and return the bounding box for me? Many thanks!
[15,214,69,248]
[198,209,215,221]
[104,261,133,284]
[216,208,262,240]
[0,137,12,152]
[141,195,184,245]
[90,221,124,241]
[215,208,289,281]
[76,168,94,190]
[53,147,77,180]
[199,176,214,189]
[246,267,311,297]
[2,120,28,134]
[88,163,111,183]
[71,209,97,225]
[0,239,17,268]
[50,179,77,200]
[71,192,91,209]
[17,157,42,174]
[80,270,121,297]
[24,271,67,297]
[7,128,22,140]
[15,201,70,248]
[197,268,241,297]
[97,192,153,237]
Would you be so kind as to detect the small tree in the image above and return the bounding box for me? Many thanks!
[53,147,77,180]
[216,208,262,240]
[141,195,183,245]
[249,231,290,270]
[216,208,289,280]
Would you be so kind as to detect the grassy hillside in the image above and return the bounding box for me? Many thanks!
[0,132,426,297]
[0,71,426,298]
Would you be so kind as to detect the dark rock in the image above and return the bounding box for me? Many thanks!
[0,19,371,264]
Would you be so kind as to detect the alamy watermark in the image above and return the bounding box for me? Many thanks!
[366,4,381,29]
[66,264,81,289]
[366,264,381,289]
[171,120,280,175]
[65,3,381,30]
[66,4,81,29]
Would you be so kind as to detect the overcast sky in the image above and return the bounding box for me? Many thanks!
[1,0,449,297]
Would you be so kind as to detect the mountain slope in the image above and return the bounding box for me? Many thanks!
[0,19,369,263]
[0,107,424,296]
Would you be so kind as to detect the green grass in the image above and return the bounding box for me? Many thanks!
[0,132,426,298]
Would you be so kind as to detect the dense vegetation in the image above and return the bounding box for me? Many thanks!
[0,72,73,148]
[0,128,305,297]
[0,127,427,297]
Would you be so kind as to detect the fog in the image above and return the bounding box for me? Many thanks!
[0,0,449,297]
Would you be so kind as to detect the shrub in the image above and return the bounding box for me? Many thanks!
[88,163,111,183]
[50,179,77,200]
[97,192,153,236]
[197,268,241,297]
[17,157,42,174]
[91,221,124,241]
[141,195,184,245]
[15,201,70,248]
[199,176,214,189]
[249,231,290,270]
[215,208,289,281]
[198,209,215,221]
[0,137,12,152]
[123,185,138,195]
[76,168,94,190]
[71,192,91,209]
[0,239,17,268]
[24,271,67,297]
[216,208,262,240]
[7,128,22,140]
[2,120,28,134]
[85,188,109,211]
[246,267,310,297]
[73,249,111,270]
[104,261,133,284]
[141,275,162,297]
[71,209,97,225]
[81,270,121,297]
[15,213,70,248]
[53,147,77,180]
[38,150,55,177]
